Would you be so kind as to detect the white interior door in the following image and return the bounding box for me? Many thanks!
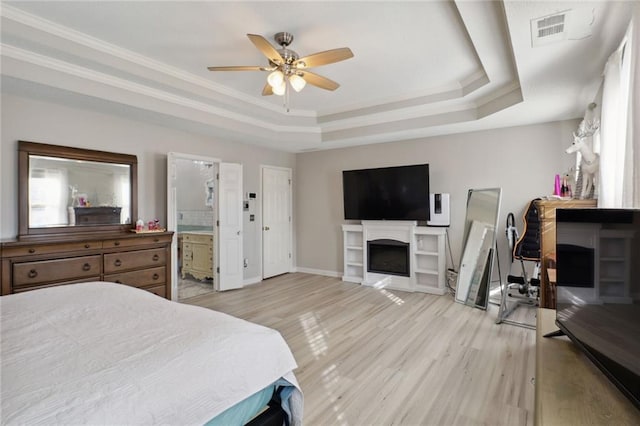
[262,166,292,279]
[218,162,243,291]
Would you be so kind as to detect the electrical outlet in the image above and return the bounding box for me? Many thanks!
[243,258,248,268]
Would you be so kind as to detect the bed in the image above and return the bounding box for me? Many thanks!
[0,282,303,425]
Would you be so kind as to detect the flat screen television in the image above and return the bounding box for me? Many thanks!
[554,208,640,410]
[342,164,429,221]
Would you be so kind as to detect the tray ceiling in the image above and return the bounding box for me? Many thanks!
[0,1,633,152]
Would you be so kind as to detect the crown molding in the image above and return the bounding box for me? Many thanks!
[0,1,524,150]
[0,3,315,118]
[0,44,320,136]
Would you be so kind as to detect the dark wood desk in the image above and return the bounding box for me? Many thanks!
[535,308,639,425]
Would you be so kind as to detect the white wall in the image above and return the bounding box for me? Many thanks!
[294,120,579,280]
[0,93,296,280]
[1,92,582,284]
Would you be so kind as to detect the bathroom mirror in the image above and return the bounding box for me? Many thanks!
[455,188,502,309]
[18,141,137,238]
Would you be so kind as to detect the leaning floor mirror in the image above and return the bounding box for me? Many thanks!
[455,188,502,309]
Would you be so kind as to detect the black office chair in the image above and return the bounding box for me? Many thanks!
[497,199,541,329]
[506,199,541,299]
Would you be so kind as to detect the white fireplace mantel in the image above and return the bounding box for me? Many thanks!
[342,221,447,295]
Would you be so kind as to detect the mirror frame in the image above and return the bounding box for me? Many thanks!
[18,141,138,238]
[455,187,502,309]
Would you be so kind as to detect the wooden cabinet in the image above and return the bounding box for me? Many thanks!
[73,206,122,225]
[1,232,173,299]
[181,232,214,281]
[536,199,596,308]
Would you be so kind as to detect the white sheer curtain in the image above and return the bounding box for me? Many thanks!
[599,8,638,208]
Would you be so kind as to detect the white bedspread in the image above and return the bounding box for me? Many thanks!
[0,282,303,425]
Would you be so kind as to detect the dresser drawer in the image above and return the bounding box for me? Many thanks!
[145,284,167,298]
[103,234,172,249]
[104,266,166,288]
[104,248,166,273]
[12,277,101,293]
[2,241,102,258]
[13,255,102,286]
[183,233,213,244]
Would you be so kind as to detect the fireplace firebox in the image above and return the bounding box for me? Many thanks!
[367,239,410,277]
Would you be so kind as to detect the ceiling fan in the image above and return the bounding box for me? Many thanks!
[207,32,354,96]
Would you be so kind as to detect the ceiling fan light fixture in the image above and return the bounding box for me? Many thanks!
[289,74,307,92]
[267,70,284,88]
[272,81,286,96]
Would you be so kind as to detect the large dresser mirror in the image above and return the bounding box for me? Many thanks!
[18,141,138,238]
[455,188,502,309]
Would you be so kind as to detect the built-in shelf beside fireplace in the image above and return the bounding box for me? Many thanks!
[341,221,447,295]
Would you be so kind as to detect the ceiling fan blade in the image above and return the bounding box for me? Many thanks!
[295,48,354,69]
[247,34,284,65]
[207,66,266,71]
[262,83,273,96]
[299,71,340,91]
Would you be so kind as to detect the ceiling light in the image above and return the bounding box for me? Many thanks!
[267,70,284,88]
[289,74,307,92]
[272,82,286,96]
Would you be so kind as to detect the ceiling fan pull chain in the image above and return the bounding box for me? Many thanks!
[285,81,290,113]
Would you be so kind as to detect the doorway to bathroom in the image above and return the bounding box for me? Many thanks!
[169,155,218,300]
[168,152,244,301]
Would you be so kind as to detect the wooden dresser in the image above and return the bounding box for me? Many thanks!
[536,199,597,308]
[180,232,214,281]
[1,232,173,299]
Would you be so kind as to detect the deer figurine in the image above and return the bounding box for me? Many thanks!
[566,120,599,199]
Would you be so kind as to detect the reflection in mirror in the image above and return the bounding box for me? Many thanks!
[18,141,137,238]
[455,188,502,309]
[29,155,131,228]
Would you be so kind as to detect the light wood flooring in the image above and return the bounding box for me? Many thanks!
[177,276,214,300]
[184,273,536,425]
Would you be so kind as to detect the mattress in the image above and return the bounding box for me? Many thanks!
[205,383,275,425]
[0,282,303,425]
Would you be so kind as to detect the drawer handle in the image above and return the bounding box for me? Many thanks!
[115,280,122,284]
[114,241,120,246]
[28,269,38,278]
[85,244,90,248]
[28,248,36,254]
[152,254,160,261]
[154,238,159,242]
[82,263,91,271]
[114,259,122,267]
[152,273,160,280]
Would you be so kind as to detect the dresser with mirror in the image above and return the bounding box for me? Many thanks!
[0,141,173,299]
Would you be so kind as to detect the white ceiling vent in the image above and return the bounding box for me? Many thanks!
[531,11,568,47]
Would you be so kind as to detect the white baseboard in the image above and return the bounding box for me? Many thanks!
[295,267,340,278]
[243,276,262,286]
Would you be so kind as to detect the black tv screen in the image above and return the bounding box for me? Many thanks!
[342,164,430,221]
[555,208,640,409]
